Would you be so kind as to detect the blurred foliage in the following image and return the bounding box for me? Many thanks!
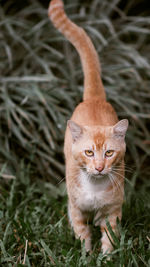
[0,0,150,183]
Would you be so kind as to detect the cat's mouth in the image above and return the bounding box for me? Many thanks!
[89,171,108,179]
[92,173,107,178]
[82,167,109,178]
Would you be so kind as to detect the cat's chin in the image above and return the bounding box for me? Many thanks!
[89,172,108,179]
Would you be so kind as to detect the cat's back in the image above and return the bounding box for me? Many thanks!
[71,97,118,127]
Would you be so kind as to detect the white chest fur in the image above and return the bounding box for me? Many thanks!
[76,170,112,211]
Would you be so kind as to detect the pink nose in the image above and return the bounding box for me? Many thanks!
[95,166,104,172]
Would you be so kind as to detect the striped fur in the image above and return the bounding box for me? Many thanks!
[48,0,128,254]
[48,0,105,101]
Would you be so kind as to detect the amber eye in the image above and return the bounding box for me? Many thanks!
[85,150,94,157]
[105,150,114,157]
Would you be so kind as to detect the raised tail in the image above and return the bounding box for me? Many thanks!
[48,0,106,101]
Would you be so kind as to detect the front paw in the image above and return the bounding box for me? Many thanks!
[84,237,92,252]
[101,242,113,254]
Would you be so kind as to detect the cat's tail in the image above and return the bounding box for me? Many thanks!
[48,0,106,101]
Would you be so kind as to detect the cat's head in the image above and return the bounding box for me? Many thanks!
[68,119,128,177]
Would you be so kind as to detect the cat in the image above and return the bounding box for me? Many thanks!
[48,0,128,253]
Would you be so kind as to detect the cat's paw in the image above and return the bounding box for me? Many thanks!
[84,238,92,252]
[101,243,113,255]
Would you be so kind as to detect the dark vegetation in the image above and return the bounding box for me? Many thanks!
[0,0,150,265]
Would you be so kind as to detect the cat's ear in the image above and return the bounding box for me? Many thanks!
[113,119,128,138]
[67,120,83,142]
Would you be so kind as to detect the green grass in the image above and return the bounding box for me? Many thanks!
[0,163,150,266]
[0,0,150,265]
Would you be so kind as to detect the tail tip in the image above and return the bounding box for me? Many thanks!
[48,0,64,19]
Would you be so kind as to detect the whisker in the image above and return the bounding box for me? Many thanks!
[111,170,133,187]
[110,174,120,193]
[111,170,124,179]
[108,174,115,196]
[57,176,66,185]
[110,174,119,196]
[112,167,133,174]
[111,169,128,181]
[124,164,134,171]
[109,172,124,196]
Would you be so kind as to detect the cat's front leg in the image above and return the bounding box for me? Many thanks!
[68,202,92,252]
[100,208,121,254]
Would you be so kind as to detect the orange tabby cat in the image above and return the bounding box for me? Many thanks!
[48,0,128,253]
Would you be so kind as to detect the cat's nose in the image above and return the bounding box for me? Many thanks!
[95,166,104,173]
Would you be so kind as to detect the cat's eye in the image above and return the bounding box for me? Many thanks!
[105,150,114,157]
[85,150,94,157]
